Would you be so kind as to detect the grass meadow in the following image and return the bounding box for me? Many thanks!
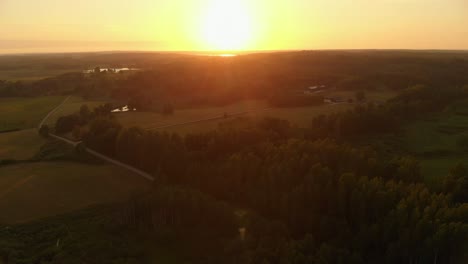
[0,162,149,224]
[0,95,151,224]
[0,129,45,160]
[116,99,354,134]
[401,99,468,186]
[0,96,65,131]
[42,96,110,127]
[116,89,395,135]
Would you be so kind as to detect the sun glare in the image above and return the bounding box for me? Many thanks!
[201,1,253,51]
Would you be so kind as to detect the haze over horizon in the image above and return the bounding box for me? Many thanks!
[1,0,468,54]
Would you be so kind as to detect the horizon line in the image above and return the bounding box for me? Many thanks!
[2,48,468,57]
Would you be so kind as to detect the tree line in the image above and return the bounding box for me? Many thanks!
[48,85,468,263]
[4,51,468,110]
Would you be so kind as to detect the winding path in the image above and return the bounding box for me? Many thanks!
[39,98,155,182]
[41,100,272,181]
[38,96,71,129]
[48,134,81,147]
[86,148,154,181]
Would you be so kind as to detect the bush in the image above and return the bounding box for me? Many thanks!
[38,125,50,138]
[55,114,82,134]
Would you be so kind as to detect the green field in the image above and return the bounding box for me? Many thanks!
[161,103,354,134]
[0,96,65,131]
[0,69,76,81]
[0,96,108,161]
[406,115,468,155]
[116,100,353,135]
[43,96,110,127]
[115,89,396,135]
[419,156,468,188]
[404,118,466,155]
[0,95,150,225]
[116,99,269,129]
[242,103,352,125]
[0,162,149,224]
[400,99,468,185]
[0,129,45,160]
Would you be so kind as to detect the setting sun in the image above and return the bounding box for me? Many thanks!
[200,0,253,51]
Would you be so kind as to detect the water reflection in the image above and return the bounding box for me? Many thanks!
[111,105,136,113]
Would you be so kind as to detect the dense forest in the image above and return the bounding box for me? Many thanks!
[39,83,468,263]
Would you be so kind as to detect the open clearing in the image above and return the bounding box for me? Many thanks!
[400,99,468,185]
[163,103,353,135]
[116,89,395,135]
[116,100,353,135]
[43,96,110,127]
[325,88,397,103]
[0,129,45,160]
[0,69,75,81]
[419,156,468,188]
[0,96,65,131]
[116,99,270,129]
[0,95,150,224]
[405,104,468,155]
[0,162,149,224]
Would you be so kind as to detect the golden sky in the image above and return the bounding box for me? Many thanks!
[0,0,467,53]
